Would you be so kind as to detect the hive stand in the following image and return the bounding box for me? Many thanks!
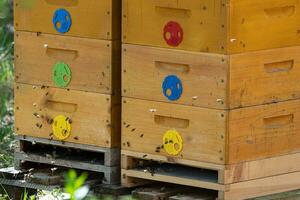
[15,135,120,185]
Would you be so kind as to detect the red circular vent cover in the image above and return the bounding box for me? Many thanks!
[163,21,184,47]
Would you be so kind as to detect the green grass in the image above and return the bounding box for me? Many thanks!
[0,0,14,168]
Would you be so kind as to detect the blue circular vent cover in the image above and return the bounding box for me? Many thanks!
[162,75,183,101]
[52,9,72,34]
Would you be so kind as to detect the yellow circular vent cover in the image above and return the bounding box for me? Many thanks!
[52,115,71,140]
[163,129,183,156]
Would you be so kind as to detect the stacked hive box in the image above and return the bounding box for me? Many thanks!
[14,0,121,184]
[121,0,300,199]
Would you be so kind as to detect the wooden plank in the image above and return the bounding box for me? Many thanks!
[253,190,300,200]
[169,191,216,200]
[122,44,228,109]
[14,0,121,40]
[15,83,120,148]
[229,46,300,108]
[26,171,62,186]
[122,173,151,188]
[17,135,118,154]
[0,178,55,193]
[123,0,300,54]
[15,31,121,94]
[224,171,300,200]
[0,167,25,180]
[121,150,225,171]
[122,97,226,165]
[14,152,116,174]
[94,184,133,196]
[132,185,188,200]
[228,99,300,164]
[122,167,224,191]
[15,152,120,184]
[224,152,300,184]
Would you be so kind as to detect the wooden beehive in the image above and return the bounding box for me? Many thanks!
[121,0,300,198]
[15,31,121,94]
[14,0,122,147]
[13,0,122,185]
[15,83,120,148]
[15,0,121,40]
[123,0,300,54]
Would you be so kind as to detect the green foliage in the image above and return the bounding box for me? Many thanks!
[0,0,14,168]
[0,0,14,85]
[22,189,35,200]
[0,194,9,200]
[0,0,13,60]
[0,184,9,200]
[64,169,88,200]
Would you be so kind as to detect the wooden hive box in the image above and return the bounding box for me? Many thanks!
[122,97,300,165]
[15,83,121,148]
[121,97,300,199]
[15,0,121,40]
[123,0,300,54]
[122,44,300,109]
[15,31,121,94]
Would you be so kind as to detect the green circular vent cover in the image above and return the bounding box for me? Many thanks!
[52,62,72,88]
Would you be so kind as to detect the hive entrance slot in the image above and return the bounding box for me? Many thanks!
[21,140,105,165]
[127,157,219,184]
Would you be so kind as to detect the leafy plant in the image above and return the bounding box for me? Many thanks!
[64,169,88,200]
[22,189,35,200]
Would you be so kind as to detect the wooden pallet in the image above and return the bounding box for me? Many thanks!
[121,150,300,200]
[15,135,120,184]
